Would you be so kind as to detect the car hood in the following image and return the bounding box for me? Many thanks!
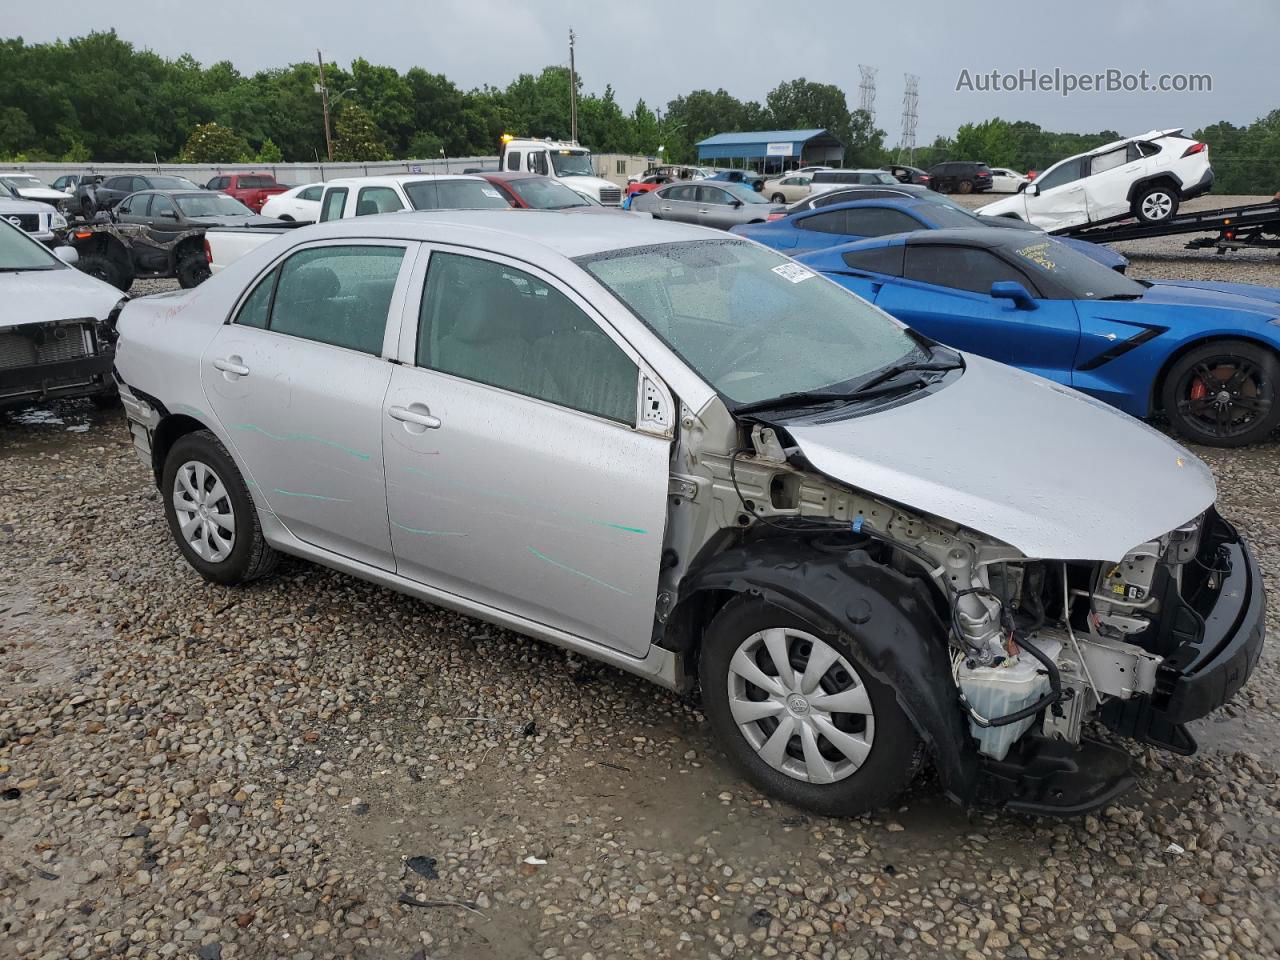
[1142,279,1280,312]
[974,195,1022,217]
[16,188,69,201]
[779,354,1215,561]
[0,267,122,326]
[0,198,53,216]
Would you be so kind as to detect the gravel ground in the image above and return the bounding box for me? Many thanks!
[2,211,1279,960]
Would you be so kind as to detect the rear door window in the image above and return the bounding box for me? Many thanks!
[320,188,348,222]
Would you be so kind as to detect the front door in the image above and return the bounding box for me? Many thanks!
[876,244,1082,385]
[382,247,672,656]
[202,239,417,570]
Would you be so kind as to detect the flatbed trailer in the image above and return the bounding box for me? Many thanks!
[1052,200,1280,253]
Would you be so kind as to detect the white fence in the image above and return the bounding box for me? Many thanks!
[0,157,499,188]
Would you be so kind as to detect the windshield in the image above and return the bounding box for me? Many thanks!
[177,194,254,217]
[151,176,199,190]
[580,239,919,406]
[506,177,590,209]
[549,151,594,177]
[404,179,512,210]
[2,175,44,189]
[0,180,17,199]
[1005,238,1148,300]
[0,221,61,271]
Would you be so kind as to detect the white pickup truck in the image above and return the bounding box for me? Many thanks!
[205,173,511,275]
[497,138,623,206]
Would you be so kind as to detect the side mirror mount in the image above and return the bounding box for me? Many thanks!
[54,245,79,265]
[990,281,1038,310]
[731,199,744,208]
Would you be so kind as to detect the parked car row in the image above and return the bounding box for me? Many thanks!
[91,206,1266,822]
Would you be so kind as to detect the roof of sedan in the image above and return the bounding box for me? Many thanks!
[300,208,722,258]
[130,189,225,196]
[846,227,1034,250]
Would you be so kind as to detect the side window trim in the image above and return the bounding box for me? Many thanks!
[396,244,650,429]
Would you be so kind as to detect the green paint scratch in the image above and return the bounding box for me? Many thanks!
[233,423,371,462]
[272,488,351,502]
[404,466,648,536]
[527,546,630,595]
[391,520,467,537]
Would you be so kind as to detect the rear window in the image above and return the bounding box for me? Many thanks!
[238,175,280,188]
[403,179,512,210]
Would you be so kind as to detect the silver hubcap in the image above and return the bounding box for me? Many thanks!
[727,627,875,784]
[1142,192,1173,219]
[173,460,236,563]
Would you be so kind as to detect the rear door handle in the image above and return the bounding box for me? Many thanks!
[389,404,441,430]
[212,356,250,377]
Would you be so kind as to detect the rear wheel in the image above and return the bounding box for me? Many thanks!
[1162,340,1280,447]
[771,193,786,204]
[176,251,210,289]
[279,214,294,222]
[698,596,922,815]
[161,430,279,584]
[957,179,973,194]
[1133,183,1179,223]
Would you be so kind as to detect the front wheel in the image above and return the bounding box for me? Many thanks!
[771,193,786,204]
[1133,184,1179,223]
[698,596,922,816]
[1162,340,1280,447]
[161,430,279,584]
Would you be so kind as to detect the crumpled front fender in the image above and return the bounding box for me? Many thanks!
[677,537,980,801]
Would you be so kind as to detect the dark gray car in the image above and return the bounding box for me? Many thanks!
[631,181,773,229]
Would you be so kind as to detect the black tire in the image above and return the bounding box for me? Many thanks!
[90,390,121,410]
[279,214,295,222]
[771,193,786,204]
[161,430,279,585]
[76,252,130,291]
[698,595,923,816]
[1162,340,1280,447]
[957,179,973,194]
[176,251,211,289]
[1133,183,1179,224]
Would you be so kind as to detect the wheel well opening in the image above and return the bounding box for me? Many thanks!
[1151,335,1280,414]
[661,588,736,679]
[150,414,206,485]
[1129,175,1180,203]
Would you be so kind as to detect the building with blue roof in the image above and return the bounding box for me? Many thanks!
[695,129,845,173]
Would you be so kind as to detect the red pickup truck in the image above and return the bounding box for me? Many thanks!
[204,173,287,213]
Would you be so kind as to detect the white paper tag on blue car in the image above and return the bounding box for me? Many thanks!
[771,263,815,283]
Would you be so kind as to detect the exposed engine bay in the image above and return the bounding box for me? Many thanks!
[665,414,1237,782]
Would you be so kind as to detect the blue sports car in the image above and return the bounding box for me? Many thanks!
[731,197,1129,271]
[796,227,1280,447]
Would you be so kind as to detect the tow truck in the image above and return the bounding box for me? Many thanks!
[497,136,622,206]
[1054,196,1280,253]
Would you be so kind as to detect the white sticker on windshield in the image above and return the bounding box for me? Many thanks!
[771,262,815,283]
[481,188,502,198]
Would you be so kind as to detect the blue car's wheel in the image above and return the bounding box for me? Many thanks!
[1163,340,1280,447]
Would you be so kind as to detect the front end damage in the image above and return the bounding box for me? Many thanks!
[663,405,1265,815]
[0,316,118,409]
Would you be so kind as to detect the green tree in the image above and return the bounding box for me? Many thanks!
[179,122,250,163]
[333,103,389,161]
[256,137,283,163]
[407,131,445,159]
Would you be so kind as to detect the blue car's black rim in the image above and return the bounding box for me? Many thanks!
[1177,356,1271,440]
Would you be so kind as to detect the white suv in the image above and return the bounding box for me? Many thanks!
[978,129,1213,232]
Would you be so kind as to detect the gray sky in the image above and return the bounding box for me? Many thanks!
[9,0,1277,142]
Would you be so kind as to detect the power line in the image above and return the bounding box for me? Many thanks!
[900,73,919,164]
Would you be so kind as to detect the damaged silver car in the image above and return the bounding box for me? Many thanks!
[112,211,1265,815]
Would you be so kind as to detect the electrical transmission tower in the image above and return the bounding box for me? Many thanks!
[857,65,877,123]
[899,73,919,163]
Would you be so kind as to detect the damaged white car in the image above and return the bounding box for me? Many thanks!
[112,212,1264,815]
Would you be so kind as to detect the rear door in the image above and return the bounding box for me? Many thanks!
[1083,144,1142,221]
[655,184,697,223]
[202,238,417,569]
[874,244,1082,385]
[381,246,672,656]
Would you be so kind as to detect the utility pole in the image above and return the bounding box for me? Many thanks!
[568,28,578,143]
[317,50,334,162]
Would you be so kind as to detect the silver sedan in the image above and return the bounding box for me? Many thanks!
[630,181,774,229]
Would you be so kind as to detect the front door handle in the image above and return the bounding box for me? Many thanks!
[389,404,441,430]
[213,356,250,377]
